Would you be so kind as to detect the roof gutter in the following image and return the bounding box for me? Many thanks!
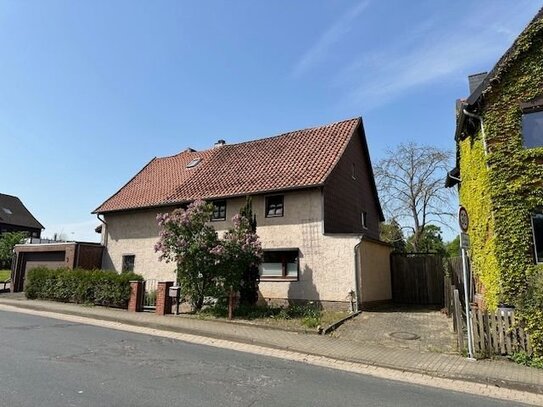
[96,214,108,247]
[462,108,488,156]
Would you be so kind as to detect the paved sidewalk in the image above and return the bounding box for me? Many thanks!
[1,295,542,397]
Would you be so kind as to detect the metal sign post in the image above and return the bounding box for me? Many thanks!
[459,207,475,360]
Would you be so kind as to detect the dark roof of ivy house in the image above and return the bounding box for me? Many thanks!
[0,193,44,230]
[94,117,383,217]
[455,7,543,140]
[446,7,543,188]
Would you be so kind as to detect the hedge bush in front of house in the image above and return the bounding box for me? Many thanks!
[25,267,143,308]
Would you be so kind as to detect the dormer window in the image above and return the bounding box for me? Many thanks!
[186,158,202,168]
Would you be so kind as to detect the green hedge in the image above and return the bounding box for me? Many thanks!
[25,267,143,308]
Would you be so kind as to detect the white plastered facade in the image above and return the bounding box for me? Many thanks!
[102,188,364,306]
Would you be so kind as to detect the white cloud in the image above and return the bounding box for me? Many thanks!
[291,1,371,77]
[336,3,538,111]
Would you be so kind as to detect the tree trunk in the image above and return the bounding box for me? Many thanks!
[228,288,234,320]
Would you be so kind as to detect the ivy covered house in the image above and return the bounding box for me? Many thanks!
[446,8,543,350]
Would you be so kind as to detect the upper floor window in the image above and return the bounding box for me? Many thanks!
[361,211,368,229]
[211,200,227,221]
[532,213,543,264]
[522,110,543,148]
[122,255,135,273]
[266,195,284,218]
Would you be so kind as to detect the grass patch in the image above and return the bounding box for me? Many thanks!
[197,303,348,332]
[0,270,11,281]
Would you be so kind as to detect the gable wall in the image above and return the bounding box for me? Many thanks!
[323,128,381,239]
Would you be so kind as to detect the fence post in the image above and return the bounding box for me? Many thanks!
[453,289,464,353]
[156,281,174,316]
[128,281,144,312]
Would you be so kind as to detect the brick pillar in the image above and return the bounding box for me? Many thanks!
[156,281,174,316]
[128,281,144,312]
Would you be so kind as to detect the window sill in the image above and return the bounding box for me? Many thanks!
[210,218,226,222]
[260,277,298,282]
[265,214,284,218]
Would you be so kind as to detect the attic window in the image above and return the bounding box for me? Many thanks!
[522,110,543,148]
[186,158,202,168]
[2,208,12,215]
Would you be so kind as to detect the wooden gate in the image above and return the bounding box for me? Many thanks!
[391,253,444,305]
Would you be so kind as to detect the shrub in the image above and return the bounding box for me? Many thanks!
[25,267,143,308]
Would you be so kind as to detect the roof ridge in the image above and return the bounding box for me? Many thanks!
[0,192,22,199]
[225,116,361,148]
[156,117,362,160]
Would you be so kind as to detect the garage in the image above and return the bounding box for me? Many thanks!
[11,242,104,292]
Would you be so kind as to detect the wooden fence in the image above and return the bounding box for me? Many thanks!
[445,285,532,357]
[470,306,532,356]
[391,253,444,305]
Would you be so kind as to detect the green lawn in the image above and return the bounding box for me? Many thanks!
[0,270,11,281]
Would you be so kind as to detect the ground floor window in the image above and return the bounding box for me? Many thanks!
[260,249,299,279]
[532,213,543,263]
[122,255,135,273]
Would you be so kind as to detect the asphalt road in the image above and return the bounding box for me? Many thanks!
[0,310,528,407]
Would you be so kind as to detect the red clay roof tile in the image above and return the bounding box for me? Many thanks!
[94,117,361,213]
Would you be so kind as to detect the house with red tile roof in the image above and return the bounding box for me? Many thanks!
[94,117,392,309]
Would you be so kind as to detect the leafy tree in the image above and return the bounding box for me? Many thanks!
[375,142,454,251]
[405,225,446,256]
[445,235,461,258]
[0,231,27,268]
[380,219,406,253]
[155,201,221,311]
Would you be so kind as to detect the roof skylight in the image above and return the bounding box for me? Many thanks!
[2,207,12,214]
[186,158,202,168]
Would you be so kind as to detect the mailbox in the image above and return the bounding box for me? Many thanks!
[169,286,180,298]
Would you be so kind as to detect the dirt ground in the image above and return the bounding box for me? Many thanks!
[332,305,456,354]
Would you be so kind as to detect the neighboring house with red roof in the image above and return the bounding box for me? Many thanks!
[94,117,392,309]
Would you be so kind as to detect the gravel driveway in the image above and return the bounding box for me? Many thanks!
[332,306,456,354]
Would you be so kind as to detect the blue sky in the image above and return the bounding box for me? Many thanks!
[0,1,541,242]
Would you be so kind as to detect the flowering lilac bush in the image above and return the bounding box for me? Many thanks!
[214,214,263,295]
[155,200,221,310]
[155,200,262,312]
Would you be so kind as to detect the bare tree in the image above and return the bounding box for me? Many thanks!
[375,142,454,252]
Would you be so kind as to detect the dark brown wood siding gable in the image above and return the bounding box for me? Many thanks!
[323,125,383,239]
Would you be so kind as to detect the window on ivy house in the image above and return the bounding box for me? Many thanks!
[122,255,135,273]
[265,195,284,217]
[259,249,299,279]
[211,200,227,221]
[522,110,543,148]
[532,213,543,263]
